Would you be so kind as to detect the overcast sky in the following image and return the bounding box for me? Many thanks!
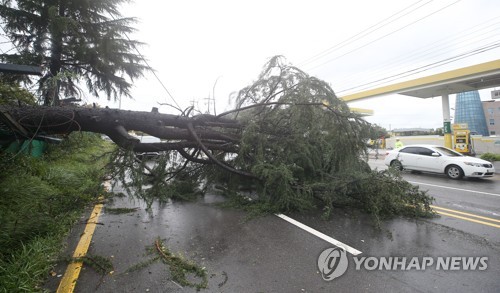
[98,0,499,130]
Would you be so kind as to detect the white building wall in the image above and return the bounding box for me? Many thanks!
[482,100,500,136]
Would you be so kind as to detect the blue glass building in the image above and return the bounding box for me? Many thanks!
[454,90,489,136]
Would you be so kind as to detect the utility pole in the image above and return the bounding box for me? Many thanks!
[204,95,211,114]
[189,99,197,108]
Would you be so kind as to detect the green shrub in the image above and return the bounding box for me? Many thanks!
[480,153,500,162]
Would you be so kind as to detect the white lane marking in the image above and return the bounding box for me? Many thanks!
[408,181,500,198]
[275,214,362,255]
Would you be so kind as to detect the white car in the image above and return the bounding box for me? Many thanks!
[384,144,495,179]
[135,135,162,160]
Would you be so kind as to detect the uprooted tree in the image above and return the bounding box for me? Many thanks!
[0,56,434,222]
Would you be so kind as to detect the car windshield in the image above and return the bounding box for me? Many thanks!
[434,146,463,157]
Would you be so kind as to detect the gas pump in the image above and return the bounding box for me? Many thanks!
[452,124,474,155]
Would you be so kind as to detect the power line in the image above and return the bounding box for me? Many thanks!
[0,23,43,78]
[109,15,181,111]
[128,40,182,111]
[335,18,500,92]
[335,18,500,87]
[335,18,500,91]
[0,24,20,55]
[342,42,500,93]
[298,0,433,67]
[305,0,462,72]
[337,41,500,94]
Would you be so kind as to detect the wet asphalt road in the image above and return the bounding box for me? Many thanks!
[46,159,500,293]
[369,158,500,243]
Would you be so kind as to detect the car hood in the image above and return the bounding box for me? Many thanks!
[446,156,492,165]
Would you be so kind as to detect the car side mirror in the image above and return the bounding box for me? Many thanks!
[431,152,440,157]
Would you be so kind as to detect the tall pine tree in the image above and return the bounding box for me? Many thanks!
[0,0,148,105]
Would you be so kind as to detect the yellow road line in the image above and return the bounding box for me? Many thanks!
[434,210,500,229]
[57,201,104,293]
[431,205,500,223]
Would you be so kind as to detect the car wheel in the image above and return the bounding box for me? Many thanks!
[445,165,463,180]
[390,160,403,171]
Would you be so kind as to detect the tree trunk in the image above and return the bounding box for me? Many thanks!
[0,106,242,153]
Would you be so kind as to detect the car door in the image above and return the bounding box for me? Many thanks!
[414,147,443,172]
[397,147,420,170]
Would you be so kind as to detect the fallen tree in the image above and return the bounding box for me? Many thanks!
[0,57,434,221]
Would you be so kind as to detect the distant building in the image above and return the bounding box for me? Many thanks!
[454,91,489,136]
[482,100,500,135]
[391,128,433,136]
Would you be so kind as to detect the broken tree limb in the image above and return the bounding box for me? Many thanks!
[187,122,257,179]
[0,106,243,153]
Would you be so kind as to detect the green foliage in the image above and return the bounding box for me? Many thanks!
[0,236,61,292]
[104,56,434,225]
[104,56,433,226]
[72,255,114,276]
[108,149,204,209]
[0,0,149,104]
[317,169,434,220]
[153,238,208,290]
[480,152,500,162]
[368,124,389,139]
[104,207,139,214]
[0,132,112,292]
[0,80,36,105]
[209,56,434,222]
[218,192,281,220]
[124,238,208,290]
[433,128,443,136]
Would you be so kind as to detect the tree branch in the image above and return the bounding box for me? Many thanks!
[177,148,212,164]
[187,122,257,179]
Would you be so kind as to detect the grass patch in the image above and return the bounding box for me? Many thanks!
[0,132,113,292]
[0,236,61,292]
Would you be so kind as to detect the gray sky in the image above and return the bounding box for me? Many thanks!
[93,0,499,129]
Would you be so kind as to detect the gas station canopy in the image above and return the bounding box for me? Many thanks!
[339,59,500,101]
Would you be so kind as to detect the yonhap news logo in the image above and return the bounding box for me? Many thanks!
[317,247,348,281]
[317,247,488,281]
